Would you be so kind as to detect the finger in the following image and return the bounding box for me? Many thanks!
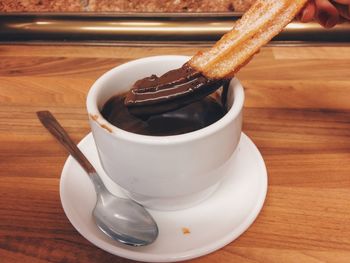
[332,0,350,4]
[333,2,350,19]
[315,0,340,28]
[300,1,317,22]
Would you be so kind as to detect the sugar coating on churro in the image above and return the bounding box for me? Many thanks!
[189,0,308,79]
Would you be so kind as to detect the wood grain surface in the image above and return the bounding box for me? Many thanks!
[0,44,350,263]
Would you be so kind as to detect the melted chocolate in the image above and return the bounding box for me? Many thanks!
[101,93,227,136]
[124,63,224,116]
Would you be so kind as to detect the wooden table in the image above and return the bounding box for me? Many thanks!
[1,44,350,263]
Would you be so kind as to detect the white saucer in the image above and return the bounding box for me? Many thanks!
[60,132,268,262]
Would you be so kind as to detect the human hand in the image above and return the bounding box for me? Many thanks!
[299,0,350,28]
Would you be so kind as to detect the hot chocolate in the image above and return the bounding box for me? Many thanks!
[101,92,227,136]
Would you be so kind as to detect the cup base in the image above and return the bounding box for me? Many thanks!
[122,181,222,211]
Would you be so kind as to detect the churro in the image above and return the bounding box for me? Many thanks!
[189,0,308,79]
[125,0,308,115]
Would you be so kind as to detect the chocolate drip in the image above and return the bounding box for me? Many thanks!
[124,63,224,116]
[221,80,230,108]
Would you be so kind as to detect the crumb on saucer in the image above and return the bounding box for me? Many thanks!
[182,227,191,235]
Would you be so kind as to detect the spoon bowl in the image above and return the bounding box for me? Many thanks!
[93,185,158,246]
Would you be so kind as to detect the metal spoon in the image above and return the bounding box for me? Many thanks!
[37,111,158,246]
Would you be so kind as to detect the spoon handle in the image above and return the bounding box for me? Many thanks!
[37,111,96,175]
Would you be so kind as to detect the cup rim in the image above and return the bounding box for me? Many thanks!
[86,55,244,145]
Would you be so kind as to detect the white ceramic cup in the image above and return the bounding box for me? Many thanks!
[86,55,244,211]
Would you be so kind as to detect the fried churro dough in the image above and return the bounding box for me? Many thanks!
[189,0,308,79]
[125,0,308,115]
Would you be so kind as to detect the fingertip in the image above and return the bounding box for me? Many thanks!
[314,0,340,28]
[300,2,316,22]
[325,17,339,28]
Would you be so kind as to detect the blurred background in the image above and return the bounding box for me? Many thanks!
[1,0,349,44]
[1,0,254,13]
